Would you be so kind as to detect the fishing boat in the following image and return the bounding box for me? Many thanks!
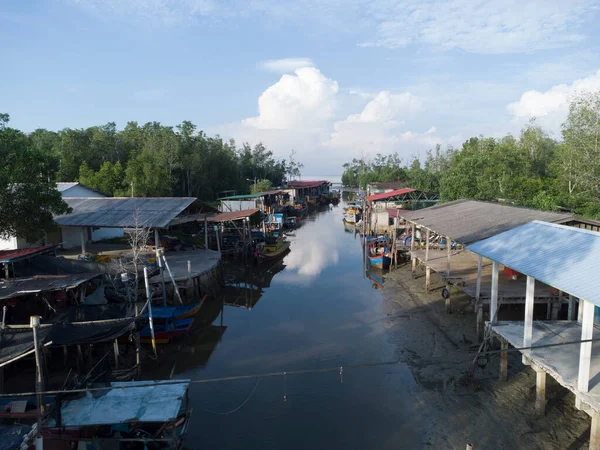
[367,236,391,269]
[254,237,290,262]
[344,202,362,224]
[368,249,391,270]
[140,317,194,344]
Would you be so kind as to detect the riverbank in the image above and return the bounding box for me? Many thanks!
[383,261,590,449]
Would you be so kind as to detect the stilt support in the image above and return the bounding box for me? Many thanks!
[590,412,600,450]
[535,367,546,416]
[425,266,431,291]
[476,303,484,342]
[499,339,508,382]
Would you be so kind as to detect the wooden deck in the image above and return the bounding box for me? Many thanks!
[411,248,558,302]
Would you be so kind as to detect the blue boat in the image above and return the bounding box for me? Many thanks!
[140,317,194,344]
[368,252,391,270]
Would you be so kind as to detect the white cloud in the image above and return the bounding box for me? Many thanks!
[507,69,600,132]
[360,0,597,54]
[259,58,315,73]
[242,67,339,130]
[324,91,429,154]
[70,0,599,53]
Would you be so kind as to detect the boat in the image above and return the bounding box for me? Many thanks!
[368,251,391,270]
[344,203,362,224]
[254,237,290,262]
[140,317,194,344]
[367,236,391,269]
[174,296,207,319]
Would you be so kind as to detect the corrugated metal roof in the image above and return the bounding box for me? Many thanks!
[0,244,59,263]
[52,380,190,427]
[55,197,196,228]
[287,180,329,188]
[219,190,283,200]
[0,274,101,300]
[208,208,260,222]
[400,199,572,244]
[467,221,600,305]
[367,188,416,202]
[56,182,79,192]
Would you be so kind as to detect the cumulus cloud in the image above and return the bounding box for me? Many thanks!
[324,91,429,154]
[507,69,600,132]
[259,58,315,73]
[242,67,339,130]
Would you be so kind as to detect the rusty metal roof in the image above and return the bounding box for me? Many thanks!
[468,221,600,305]
[400,199,572,244]
[207,208,260,222]
[0,245,59,263]
[55,197,197,228]
[0,273,101,300]
[367,188,416,202]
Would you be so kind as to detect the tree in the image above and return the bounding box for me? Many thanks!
[0,114,69,242]
[251,179,273,193]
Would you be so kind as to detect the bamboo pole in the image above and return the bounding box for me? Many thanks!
[143,267,157,358]
[163,255,183,305]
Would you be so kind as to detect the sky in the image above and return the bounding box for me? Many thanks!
[2,0,600,176]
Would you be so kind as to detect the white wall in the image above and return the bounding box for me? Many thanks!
[221,200,258,212]
[0,236,17,250]
[61,226,83,249]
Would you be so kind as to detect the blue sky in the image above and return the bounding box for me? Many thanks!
[2,0,600,175]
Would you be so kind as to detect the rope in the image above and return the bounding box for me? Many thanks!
[196,378,261,415]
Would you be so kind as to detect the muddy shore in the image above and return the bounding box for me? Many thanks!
[383,261,590,449]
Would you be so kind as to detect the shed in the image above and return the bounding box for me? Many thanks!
[467,221,600,447]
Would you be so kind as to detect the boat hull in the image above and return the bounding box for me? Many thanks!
[257,241,291,261]
[140,318,194,344]
[368,254,391,269]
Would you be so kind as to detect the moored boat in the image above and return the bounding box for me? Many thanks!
[368,253,391,270]
[140,317,194,344]
[254,238,290,262]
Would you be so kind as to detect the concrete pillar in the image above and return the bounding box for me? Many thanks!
[535,367,546,416]
[578,298,584,324]
[411,257,417,275]
[523,276,535,365]
[80,227,86,255]
[490,261,499,324]
[590,413,600,450]
[425,266,431,291]
[578,299,595,394]
[476,303,484,342]
[499,339,508,382]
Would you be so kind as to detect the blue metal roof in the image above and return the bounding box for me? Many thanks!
[467,220,600,305]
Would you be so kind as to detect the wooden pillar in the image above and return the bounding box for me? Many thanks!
[425,231,429,262]
[499,339,508,382]
[475,255,482,302]
[535,367,546,416]
[155,231,168,307]
[568,295,577,321]
[590,413,600,450]
[80,227,86,255]
[476,303,484,342]
[3,264,8,279]
[113,339,119,369]
[30,316,46,414]
[135,331,141,378]
[411,257,417,275]
[143,267,157,358]
[425,266,431,291]
[523,276,535,365]
[490,261,499,324]
[446,236,451,278]
[204,218,209,250]
[410,223,415,252]
[577,299,595,394]
[551,291,562,320]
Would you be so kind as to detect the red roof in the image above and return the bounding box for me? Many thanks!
[207,208,260,222]
[385,208,405,217]
[367,188,416,202]
[0,244,59,263]
[287,180,329,189]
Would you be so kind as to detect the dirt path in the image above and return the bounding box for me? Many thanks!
[381,261,590,449]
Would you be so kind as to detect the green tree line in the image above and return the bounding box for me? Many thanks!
[342,92,600,218]
[1,116,304,240]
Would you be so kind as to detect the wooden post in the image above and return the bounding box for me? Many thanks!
[30,316,46,415]
[568,295,576,321]
[476,303,484,342]
[155,232,168,307]
[577,299,595,394]
[446,236,451,277]
[475,255,482,302]
[410,223,415,253]
[499,339,508,381]
[135,331,141,378]
[143,267,157,358]
[204,218,209,250]
[425,266,431,291]
[490,261,499,324]
[523,276,535,365]
[80,227,86,255]
[3,264,8,279]
[113,339,119,369]
[163,255,183,305]
[425,230,430,262]
[590,413,600,450]
[535,367,546,416]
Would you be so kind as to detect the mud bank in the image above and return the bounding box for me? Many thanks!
[383,261,590,449]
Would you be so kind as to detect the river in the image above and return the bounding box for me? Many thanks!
[161,203,433,449]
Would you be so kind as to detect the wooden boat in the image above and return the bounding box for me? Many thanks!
[368,252,391,270]
[174,295,207,319]
[140,317,194,344]
[255,239,290,262]
[367,236,391,269]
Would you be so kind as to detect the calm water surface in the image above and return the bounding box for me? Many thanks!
[169,204,430,449]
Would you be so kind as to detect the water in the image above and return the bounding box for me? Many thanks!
[164,204,431,449]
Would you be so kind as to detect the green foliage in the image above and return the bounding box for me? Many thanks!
[340,92,600,219]
[251,179,274,193]
[0,114,69,241]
